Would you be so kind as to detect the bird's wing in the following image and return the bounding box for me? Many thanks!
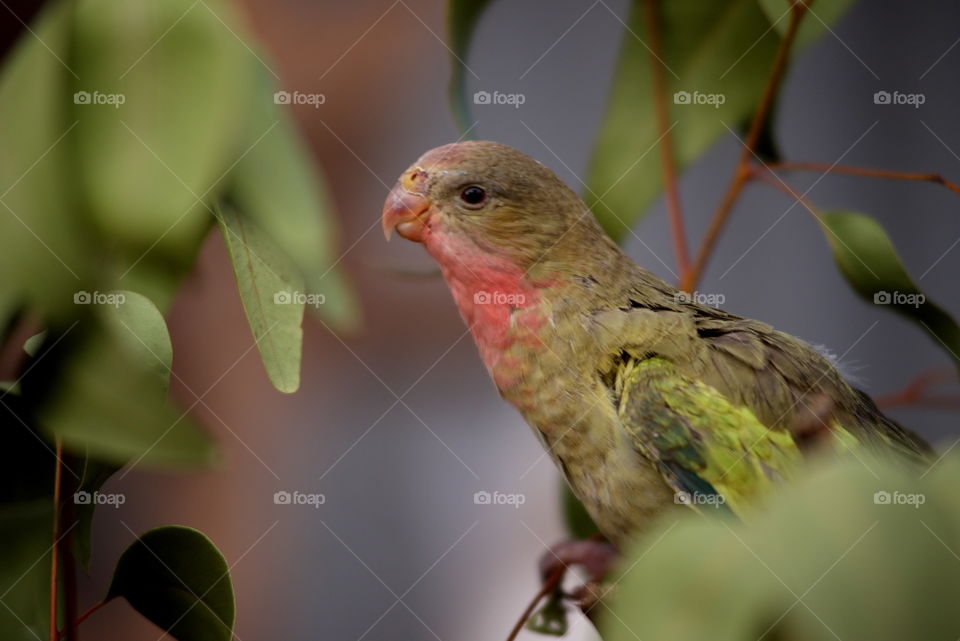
[616,355,815,518]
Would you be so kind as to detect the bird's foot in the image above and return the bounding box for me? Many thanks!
[538,538,619,586]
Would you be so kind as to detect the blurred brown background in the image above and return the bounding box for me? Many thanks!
[24,0,955,638]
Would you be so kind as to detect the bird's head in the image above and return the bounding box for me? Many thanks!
[382,141,606,274]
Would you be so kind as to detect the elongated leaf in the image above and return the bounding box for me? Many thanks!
[108,526,235,641]
[820,211,960,373]
[218,206,304,393]
[587,0,780,240]
[605,454,960,641]
[73,457,121,572]
[227,66,360,330]
[0,0,93,319]
[70,0,251,256]
[38,296,214,467]
[447,0,494,133]
[757,0,857,49]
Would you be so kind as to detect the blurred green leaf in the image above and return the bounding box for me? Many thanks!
[757,0,856,50]
[22,331,45,357]
[0,500,51,641]
[447,0,494,134]
[0,0,93,319]
[218,205,304,393]
[227,67,360,331]
[38,297,214,467]
[562,482,599,540]
[586,0,780,240]
[70,0,251,256]
[108,526,235,641]
[73,457,121,573]
[604,453,960,641]
[820,211,960,373]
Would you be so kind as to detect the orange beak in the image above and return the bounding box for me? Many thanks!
[382,169,431,242]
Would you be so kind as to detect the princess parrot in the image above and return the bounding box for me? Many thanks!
[382,140,930,548]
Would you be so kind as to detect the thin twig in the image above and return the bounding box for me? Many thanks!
[49,438,63,641]
[683,0,811,291]
[757,161,960,196]
[505,566,565,641]
[876,368,960,410]
[56,599,113,640]
[644,0,692,286]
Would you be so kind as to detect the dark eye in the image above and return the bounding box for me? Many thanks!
[459,186,487,207]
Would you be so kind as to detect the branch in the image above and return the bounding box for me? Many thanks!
[505,566,565,641]
[49,438,63,641]
[56,599,114,641]
[757,161,960,196]
[644,0,692,286]
[683,0,810,292]
[876,368,960,410]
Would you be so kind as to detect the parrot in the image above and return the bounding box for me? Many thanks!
[381,140,931,554]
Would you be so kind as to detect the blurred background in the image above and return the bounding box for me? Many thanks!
[4,0,955,638]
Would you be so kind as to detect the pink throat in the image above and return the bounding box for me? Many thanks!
[421,223,547,381]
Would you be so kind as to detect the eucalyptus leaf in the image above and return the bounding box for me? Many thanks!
[447,0,494,134]
[820,211,960,373]
[70,0,251,256]
[73,457,121,572]
[108,526,235,641]
[604,454,960,641]
[218,205,304,393]
[586,0,780,240]
[0,0,93,319]
[227,65,360,331]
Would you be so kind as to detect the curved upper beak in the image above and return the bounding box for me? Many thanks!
[382,170,431,242]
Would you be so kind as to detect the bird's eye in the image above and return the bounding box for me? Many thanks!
[459,186,487,207]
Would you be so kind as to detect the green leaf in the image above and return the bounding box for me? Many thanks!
[446,0,494,133]
[0,501,51,641]
[820,211,960,373]
[73,458,121,572]
[526,591,568,636]
[227,66,360,331]
[757,0,857,50]
[586,0,780,240]
[22,331,46,357]
[108,526,235,641]
[561,482,599,540]
[604,453,960,641]
[38,298,214,467]
[218,205,304,393]
[70,0,251,256]
[0,0,94,319]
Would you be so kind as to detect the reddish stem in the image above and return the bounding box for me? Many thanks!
[876,369,960,410]
[56,599,114,641]
[759,162,960,196]
[49,438,63,641]
[505,566,565,641]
